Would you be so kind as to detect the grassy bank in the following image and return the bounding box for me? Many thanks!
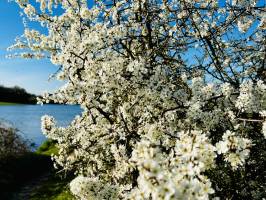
[0,140,74,200]
[0,101,19,106]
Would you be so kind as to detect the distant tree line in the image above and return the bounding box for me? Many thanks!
[0,85,36,104]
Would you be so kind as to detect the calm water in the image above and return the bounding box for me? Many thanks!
[0,104,82,147]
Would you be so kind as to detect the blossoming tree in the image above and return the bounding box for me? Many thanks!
[10,0,266,199]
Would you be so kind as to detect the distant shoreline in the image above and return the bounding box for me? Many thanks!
[0,85,37,105]
[0,102,80,106]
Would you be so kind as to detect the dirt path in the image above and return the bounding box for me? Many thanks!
[10,172,52,200]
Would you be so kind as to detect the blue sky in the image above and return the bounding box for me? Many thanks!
[0,1,63,95]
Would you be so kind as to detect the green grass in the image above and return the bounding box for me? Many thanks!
[36,139,59,156]
[0,101,19,105]
[29,140,74,200]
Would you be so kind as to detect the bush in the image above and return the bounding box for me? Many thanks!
[0,122,30,160]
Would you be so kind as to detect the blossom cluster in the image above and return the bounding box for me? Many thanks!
[216,130,252,170]
[129,130,216,199]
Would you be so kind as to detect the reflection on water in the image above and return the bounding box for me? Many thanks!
[0,104,82,147]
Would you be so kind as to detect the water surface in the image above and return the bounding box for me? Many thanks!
[0,104,82,147]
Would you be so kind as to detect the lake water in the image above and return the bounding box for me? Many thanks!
[0,104,82,147]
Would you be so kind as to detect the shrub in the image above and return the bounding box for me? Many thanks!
[0,122,30,160]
